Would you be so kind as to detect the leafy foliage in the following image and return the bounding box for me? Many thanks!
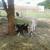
[38,0,50,9]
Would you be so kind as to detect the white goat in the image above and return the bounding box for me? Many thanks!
[30,19,37,32]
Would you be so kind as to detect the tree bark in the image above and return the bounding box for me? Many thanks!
[7,0,15,35]
[2,0,15,35]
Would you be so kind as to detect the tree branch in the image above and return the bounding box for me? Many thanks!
[2,0,8,13]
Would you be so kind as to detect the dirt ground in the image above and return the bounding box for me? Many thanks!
[0,19,50,50]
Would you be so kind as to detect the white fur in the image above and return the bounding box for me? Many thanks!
[30,19,37,32]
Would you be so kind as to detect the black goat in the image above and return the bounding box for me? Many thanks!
[23,24,29,33]
[15,24,29,35]
[15,24,25,35]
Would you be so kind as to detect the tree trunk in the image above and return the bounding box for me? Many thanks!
[7,0,15,35]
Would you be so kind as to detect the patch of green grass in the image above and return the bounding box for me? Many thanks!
[0,10,7,17]
[37,21,50,28]
[0,10,50,18]
[24,12,50,18]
